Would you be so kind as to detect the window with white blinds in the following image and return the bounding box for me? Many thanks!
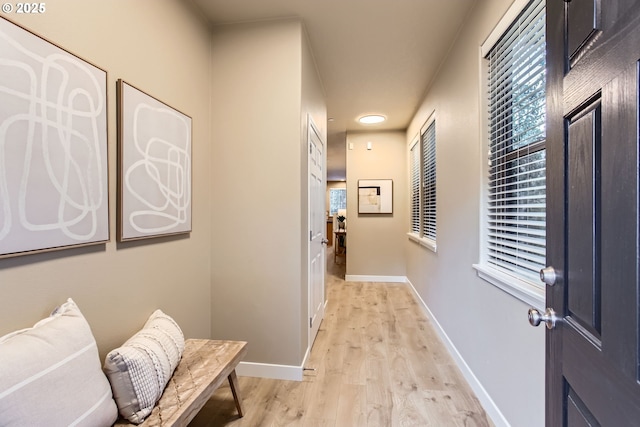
[408,119,436,247]
[485,0,546,283]
[422,121,436,241]
[329,188,346,215]
[410,140,420,234]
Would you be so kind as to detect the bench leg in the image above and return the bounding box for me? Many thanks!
[228,370,244,417]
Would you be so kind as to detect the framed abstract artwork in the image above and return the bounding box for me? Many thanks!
[117,80,192,241]
[0,17,109,258]
[358,179,393,214]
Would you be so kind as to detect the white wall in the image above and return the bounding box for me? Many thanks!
[406,1,545,426]
[300,24,328,362]
[0,0,213,357]
[209,19,326,371]
[346,131,408,279]
[0,3,327,379]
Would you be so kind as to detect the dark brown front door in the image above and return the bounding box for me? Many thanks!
[546,0,640,425]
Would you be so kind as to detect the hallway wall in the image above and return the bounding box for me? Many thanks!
[209,19,326,371]
[0,0,213,356]
[0,1,327,379]
[345,131,408,279]
[405,0,545,426]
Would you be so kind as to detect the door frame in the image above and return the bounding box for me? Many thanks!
[545,0,565,424]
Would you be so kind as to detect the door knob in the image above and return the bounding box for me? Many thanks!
[528,308,558,329]
[540,266,558,286]
[321,238,329,245]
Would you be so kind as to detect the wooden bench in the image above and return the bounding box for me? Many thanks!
[114,339,247,427]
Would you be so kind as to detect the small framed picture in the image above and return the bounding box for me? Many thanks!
[358,179,393,214]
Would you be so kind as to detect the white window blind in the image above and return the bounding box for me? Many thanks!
[329,188,346,215]
[410,141,420,234]
[422,121,436,241]
[486,0,546,283]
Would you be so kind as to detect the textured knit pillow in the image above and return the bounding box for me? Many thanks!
[0,298,118,427]
[103,309,185,424]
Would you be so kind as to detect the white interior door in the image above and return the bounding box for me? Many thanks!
[308,116,325,347]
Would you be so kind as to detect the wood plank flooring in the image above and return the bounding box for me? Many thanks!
[190,248,493,427]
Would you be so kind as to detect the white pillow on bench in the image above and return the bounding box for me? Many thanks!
[104,309,185,424]
[0,298,118,426]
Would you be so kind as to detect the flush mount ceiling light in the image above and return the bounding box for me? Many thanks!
[358,114,386,124]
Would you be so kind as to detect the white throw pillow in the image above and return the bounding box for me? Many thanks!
[0,298,118,427]
[104,309,185,424]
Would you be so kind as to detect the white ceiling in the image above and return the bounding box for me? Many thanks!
[189,0,478,180]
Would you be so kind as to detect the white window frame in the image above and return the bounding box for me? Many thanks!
[407,113,437,252]
[473,0,546,310]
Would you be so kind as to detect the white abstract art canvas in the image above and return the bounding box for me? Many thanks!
[0,17,109,257]
[118,80,192,241]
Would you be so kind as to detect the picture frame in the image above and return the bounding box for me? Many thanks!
[117,80,192,241]
[0,17,109,258]
[358,179,393,214]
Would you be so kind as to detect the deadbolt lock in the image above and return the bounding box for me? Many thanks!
[540,266,558,286]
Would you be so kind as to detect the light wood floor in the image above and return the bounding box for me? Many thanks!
[191,247,493,427]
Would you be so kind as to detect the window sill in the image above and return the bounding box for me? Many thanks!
[472,263,545,310]
[407,233,437,253]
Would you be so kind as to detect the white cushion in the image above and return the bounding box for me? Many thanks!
[0,298,118,427]
[104,309,185,424]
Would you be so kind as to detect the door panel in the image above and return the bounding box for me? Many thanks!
[566,102,601,339]
[567,388,599,427]
[547,0,640,425]
[567,0,599,64]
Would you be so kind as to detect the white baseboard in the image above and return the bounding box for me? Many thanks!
[236,361,303,381]
[237,338,313,382]
[301,345,311,373]
[345,275,408,283]
[405,279,510,427]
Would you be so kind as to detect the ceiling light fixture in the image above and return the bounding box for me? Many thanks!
[358,114,386,124]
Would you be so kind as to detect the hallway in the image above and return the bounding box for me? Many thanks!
[192,247,492,426]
